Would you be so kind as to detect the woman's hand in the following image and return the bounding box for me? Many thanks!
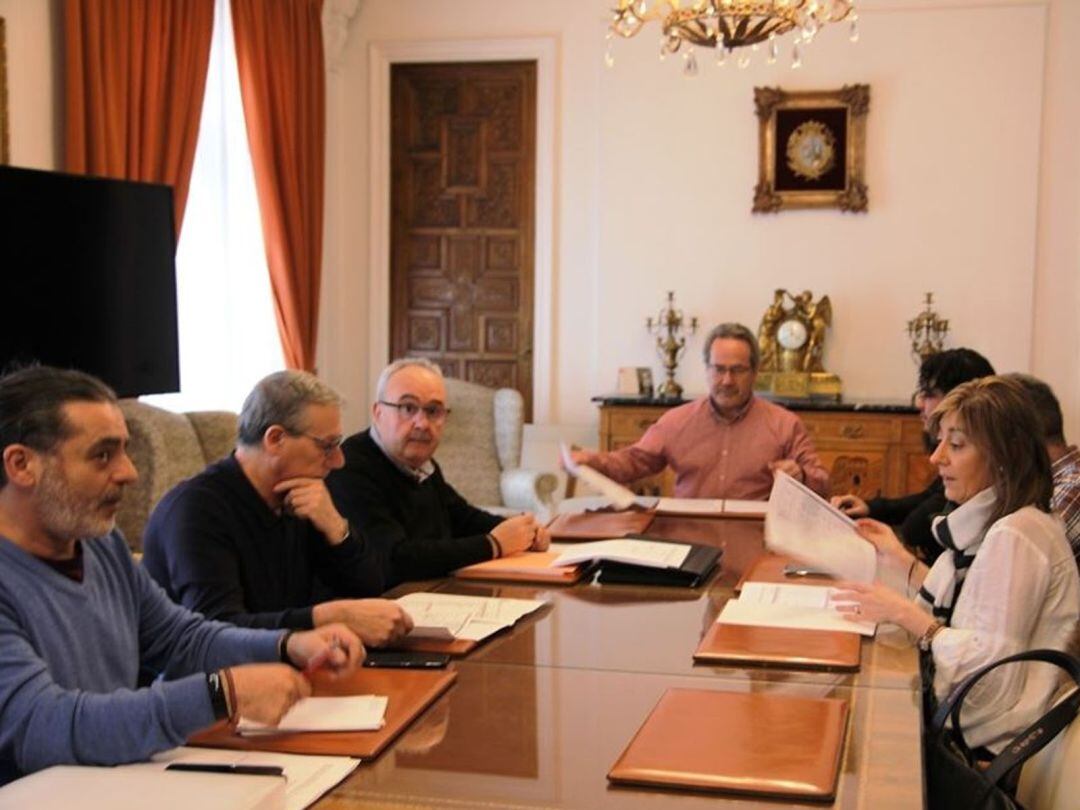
[854,518,911,565]
[831,581,934,637]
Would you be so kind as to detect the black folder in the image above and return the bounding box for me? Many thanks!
[595,540,721,588]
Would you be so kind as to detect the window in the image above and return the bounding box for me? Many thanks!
[143,0,283,413]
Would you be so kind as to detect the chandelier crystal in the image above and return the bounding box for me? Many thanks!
[607,0,857,72]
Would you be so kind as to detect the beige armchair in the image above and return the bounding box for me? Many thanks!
[434,379,557,515]
[116,399,237,552]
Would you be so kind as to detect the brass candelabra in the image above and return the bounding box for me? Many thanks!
[646,291,698,399]
[907,292,949,364]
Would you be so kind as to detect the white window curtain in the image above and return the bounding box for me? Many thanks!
[143,0,283,413]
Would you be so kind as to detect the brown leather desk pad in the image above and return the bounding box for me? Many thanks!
[694,622,861,671]
[547,509,655,540]
[189,667,456,759]
[608,687,849,801]
[454,550,589,585]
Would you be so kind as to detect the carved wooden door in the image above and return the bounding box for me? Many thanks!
[390,62,536,417]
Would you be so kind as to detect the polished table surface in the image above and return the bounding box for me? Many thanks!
[313,516,924,808]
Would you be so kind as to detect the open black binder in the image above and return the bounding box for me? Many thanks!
[595,540,721,588]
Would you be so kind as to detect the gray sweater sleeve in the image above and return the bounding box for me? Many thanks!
[0,536,281,780]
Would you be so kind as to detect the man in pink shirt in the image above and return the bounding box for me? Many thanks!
[573,323,830,500]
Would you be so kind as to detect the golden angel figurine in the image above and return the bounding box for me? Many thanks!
[757,289,786,372]
[802,295,832,372]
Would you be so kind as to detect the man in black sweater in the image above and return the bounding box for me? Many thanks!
[831,348,994,562]
[143,370,413,646]
[327,358,550,587]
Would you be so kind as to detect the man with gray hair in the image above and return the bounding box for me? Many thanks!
[143,370,413,647]
[571,323,829,500]
[328,358,549,588]
[0,366,363,784]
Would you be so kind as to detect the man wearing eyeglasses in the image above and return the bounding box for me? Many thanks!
[327,358,549,587]
[143,371,413,648]
[571,323,829,501]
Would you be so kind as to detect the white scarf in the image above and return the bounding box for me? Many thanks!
[916,487,997,626]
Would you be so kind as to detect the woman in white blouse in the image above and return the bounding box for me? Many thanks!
[836,376,1080,753]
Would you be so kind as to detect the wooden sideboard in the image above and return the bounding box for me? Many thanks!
[594,396,936,500]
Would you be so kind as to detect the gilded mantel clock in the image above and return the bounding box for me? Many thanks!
[756,289,841,400]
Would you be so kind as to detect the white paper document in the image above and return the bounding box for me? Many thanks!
[551,538,691,570]
[764,472,877,583]
[238,695,388,734]
[719,582,877,636]
[655,498,726,516]
[396,591,546,642]
[654,498,768,518]
[0,746,359,810]
[722,499,769,518]
[560,441,638,509]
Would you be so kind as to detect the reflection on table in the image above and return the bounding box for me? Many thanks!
[314,512,923,809]
[321,662,922,809]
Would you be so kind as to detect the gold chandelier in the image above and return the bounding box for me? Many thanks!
[606,0,858,74]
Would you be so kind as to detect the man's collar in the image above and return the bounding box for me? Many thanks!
[708,393,755,425]
[1052,445,1080,473]
[370,425,436,482]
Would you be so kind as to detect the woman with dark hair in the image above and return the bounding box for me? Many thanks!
[832,348,995,562]
[835,376,1079,753]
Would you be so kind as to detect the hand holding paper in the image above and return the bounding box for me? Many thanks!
[764,472,877,583]
[560,442,637,510]
[830,580,931,636]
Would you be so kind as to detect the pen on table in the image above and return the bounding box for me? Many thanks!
[165,763,284,777]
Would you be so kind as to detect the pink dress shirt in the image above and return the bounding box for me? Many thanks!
[588,396,830,500]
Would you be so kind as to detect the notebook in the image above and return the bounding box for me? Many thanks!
[608,688,849,801]
[591,540,721,588]
[238,696,388,734]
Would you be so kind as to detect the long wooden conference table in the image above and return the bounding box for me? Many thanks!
[310,514,924,809]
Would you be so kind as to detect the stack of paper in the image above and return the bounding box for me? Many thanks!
[396,592,546,642]
[238,695,388,734]
[0,746,359,810]
[764,472,876,582]
[718,582,876,636]
[654,498,767,518]
[551,538,691,570]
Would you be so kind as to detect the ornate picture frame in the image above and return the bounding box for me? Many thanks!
[0,18,8,165]
[753,84,869,214]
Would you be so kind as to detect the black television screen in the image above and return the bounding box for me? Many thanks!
[0,166,180,397]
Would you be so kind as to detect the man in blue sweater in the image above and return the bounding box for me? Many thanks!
[0,367,363,785]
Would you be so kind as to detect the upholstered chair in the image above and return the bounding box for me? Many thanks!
[434,378,557,515]
[116,400,238,552]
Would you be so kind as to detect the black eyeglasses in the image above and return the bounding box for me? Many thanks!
[707,364,752,378]
[378,400,451,423]
[293,432,344,456]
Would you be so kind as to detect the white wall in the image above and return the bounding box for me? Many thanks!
[5,1,1075,442]
[322,0,1080,443]
[1,0,59,170]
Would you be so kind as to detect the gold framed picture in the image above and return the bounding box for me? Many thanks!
[752,84,869,214]
[1,17,8,164]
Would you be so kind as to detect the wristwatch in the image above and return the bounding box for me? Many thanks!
[917,620,945,652]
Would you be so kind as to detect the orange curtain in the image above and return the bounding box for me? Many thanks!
[64,0,215,237]
[230,0,326,372]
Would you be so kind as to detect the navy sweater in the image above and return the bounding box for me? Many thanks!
[327,430,502,587]
[143,454,384,629]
